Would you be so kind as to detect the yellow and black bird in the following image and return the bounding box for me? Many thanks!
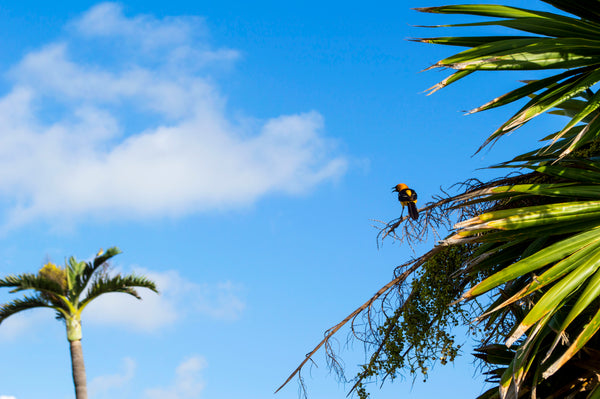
[392,183,419,221]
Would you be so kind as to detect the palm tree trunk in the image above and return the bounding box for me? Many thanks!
[69,339,87,399]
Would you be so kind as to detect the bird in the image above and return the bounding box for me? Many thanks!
[392,183,419,220]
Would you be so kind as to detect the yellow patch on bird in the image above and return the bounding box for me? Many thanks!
[395,183,408,192]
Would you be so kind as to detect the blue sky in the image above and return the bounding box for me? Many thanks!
[0,1,561,398]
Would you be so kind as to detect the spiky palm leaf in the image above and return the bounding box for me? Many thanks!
[416,2,600,397]
[80,274,158,308]
[282,3,600,397]
[64,247,122,302]
[0,295,55,320]
[441,160,600,395]
[0,273,65,294]
[415,1,600,159]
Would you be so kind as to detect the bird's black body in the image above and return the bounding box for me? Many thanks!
[393,183,419,220]
[397,188,417,204]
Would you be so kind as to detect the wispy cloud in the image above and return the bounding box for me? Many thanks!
[89,355,208,399]
[144,356,207,399]
[0,311,49,342]
[0,2,347,228]
[89,357,136,398]
[83,268,245,331]
[193,280,245,321]
[0,265,241,339]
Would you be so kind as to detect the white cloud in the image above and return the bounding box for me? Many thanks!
[0,2,346,228]
[89,357,136,398]
[193,281,245,321]
[83,271,177,331]
[0,313,32,341]
[71,3,239,67]
[0,267,243,338]
[0,395,17,399]
[83,268,245,331]
[145,356,207,399]
[74,3,200,50]
[0,311,50,342]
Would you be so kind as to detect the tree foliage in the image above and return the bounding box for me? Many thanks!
[355,245,475,398]
[279,1,600,398]
[0,247,158,399]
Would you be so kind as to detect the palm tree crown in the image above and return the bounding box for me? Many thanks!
[413,1,600,397]
[0,247,158,399]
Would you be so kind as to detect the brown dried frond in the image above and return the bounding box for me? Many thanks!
[275,246,445,395]
[277,169,564,396]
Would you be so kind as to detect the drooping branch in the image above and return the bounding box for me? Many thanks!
[275,246,445,394]
[277,172,552,396]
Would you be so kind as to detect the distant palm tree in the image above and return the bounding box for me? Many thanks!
[0,247,158,399]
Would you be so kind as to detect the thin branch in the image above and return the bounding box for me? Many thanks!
[275,246,445,394]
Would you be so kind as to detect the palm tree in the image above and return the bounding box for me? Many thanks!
[280,2,600,398]
[0,247,158,399]
[409,1,600,397]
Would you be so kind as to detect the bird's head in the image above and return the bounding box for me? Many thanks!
[392,183,408,193]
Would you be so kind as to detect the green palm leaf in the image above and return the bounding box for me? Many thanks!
[0,273,66,299]
[0,295,55,322]
[76,246,122,298]
[468,68,590,114]
[462,226,600,299]
[408,2,600,397]
[416,4,600,157]
[541,0,600,23]
[80,274,158,309]
[416,4,564,19]
[544,266,600,362]
[500,310,553,396]
[0,247,158,338]
[478,239,600,320]
[534,163,600,183]
[445,161,600,388]
[543,305,600,379]
[507,249,600,346]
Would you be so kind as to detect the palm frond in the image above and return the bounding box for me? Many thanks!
[73,246,122,298]
[0,273,66,296]
[79,274,158,309]
[0,295,58,323]
[442,161,600,392]
[92,247,122,269]
[541,0,600,23]
[416,4,600,157]
[0,246,158,351]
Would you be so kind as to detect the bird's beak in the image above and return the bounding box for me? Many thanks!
[391,186,398,192]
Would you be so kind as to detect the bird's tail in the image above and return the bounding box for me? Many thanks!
[407,202,419,221]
